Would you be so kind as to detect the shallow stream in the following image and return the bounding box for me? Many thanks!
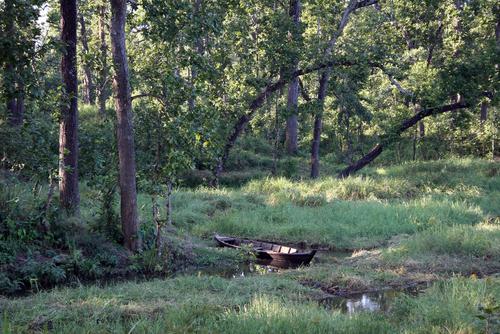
[182,250,427,314]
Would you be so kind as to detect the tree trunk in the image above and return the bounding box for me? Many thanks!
[188,0,204,112]
[3,0,23,127]
[213,59,356,183]
[5,97,18,127]
[165,180,172,227]
[98,4,109,116]
[212,60,358,185]
[310,0,372,178]
[110,0,140,251]
[285,93,299,154]
[480,101,488,124]
[284,0,301,155]
[338,100,470,178]
[59,0,80,215]
[14,82,25,126]
[272,92,281,175]
[310,113,322,178]
[152,195,162,256]
[79,13,96,105]
[412,125,417,161]
[412,104,422,160]
[418,120,425,138]
[344,109,353,163]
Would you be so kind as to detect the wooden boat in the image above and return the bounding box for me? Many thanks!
[214,234,317,266]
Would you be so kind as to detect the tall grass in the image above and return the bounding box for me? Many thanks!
[84,158,498,248]
[178,159,498,248]
[193,198,484,249]
[385,223,500,259]
[1,274,497,333]
[393,277,500,333]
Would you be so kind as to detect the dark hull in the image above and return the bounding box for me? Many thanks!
[214,234,316,266]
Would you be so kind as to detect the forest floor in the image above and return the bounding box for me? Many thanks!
[1,158,500,333]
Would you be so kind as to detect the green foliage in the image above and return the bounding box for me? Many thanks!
[191,246,249,267]
[0,112,58,179]
[0,176,131,294]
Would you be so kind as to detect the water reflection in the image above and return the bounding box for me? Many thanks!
[185,250,353,278]
[183,261,281,279]
[322,285,427,314]
[346,294,381,313]
[181,249,427,314]
[321,291,396,314]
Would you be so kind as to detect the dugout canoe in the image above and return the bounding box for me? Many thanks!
[214,234,317,266]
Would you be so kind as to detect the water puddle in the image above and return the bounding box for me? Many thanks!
[321,284,428,314]
[321,290,400,314]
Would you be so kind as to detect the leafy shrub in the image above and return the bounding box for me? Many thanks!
[278,158,299,178]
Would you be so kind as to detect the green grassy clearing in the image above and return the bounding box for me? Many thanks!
[166,158,498,250]
[1,158,499,332]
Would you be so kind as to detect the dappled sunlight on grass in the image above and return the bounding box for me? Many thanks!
[215,295,391,334]
[383,224,500,260]
[0,275,325,332]
[3,159,499,332]
[193,197,485,249]
[391,277,500,334]
[3,273,497,333]
[148,159,498,251]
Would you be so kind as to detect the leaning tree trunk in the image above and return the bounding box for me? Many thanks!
[59,0,80,214]
[79,13,96,104]
[110,0,140,251]
[284,0,301,155]
[337,100,471,178]
[212,59,356,184]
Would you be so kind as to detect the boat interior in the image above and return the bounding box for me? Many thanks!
[224,237,299,254]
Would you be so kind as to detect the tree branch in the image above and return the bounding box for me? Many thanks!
[213,0,379,182]
[337,100,470,178]
[131,93,167,106]
[213,59,358,181]
[372,64,413,97]
[298,78,311,102]
[387,75,413,97]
